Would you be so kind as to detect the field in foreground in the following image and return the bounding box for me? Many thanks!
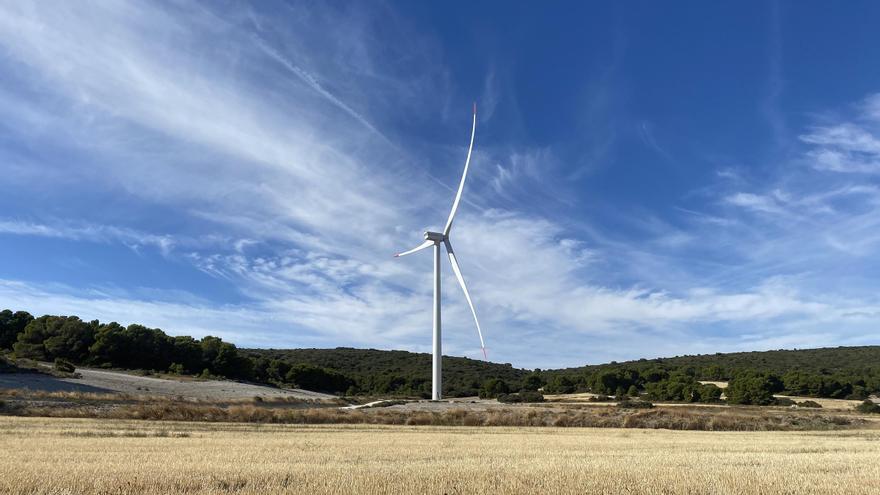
[3,417,880,494]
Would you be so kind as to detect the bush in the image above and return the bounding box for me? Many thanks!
[856,400,880,414]
[774,397,796,406]
[617,400,654,409]
[53,358,75,373]
[797,400,822,408]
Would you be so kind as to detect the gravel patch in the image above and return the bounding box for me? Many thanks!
[0,367,335,401]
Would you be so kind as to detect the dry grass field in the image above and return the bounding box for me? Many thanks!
[3,416,880,494]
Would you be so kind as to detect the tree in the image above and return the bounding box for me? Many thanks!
[169,336,203,374]
[522,373,545,391]
[0,310,33,349]
[87,323,174,370]
[479,378,510,399]
[543,375,576,394]
[643,372,720,403]
[13,315,95,362]
[266,359,292,382]
[199,336,251,379]
[43,318,97,362]
[285,364,352,393]
[642,367,669,383]
[700,365,727,381]
[123,324,173,370]
[89,322,128,367]
[694,383,722,403]
[726,371,779,405]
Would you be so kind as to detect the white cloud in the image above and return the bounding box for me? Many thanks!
[4,2,880,368]
[0,220,176,255]
[798,94,880,173]
[724,192,787,215]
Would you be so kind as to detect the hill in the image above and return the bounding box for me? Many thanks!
[3,307,880,400]
[540,346,880,401]
[556,346,880,377]
[242,347,530,398]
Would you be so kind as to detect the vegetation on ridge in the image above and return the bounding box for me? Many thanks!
[3,308,880,401]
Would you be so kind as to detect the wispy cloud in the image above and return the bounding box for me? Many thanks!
[3,1,880,368]
[0,220,176,255]
[799,94,880,173]
[761,0,788,147]
[252,35,388,141]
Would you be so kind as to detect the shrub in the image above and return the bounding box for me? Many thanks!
[519,390,545,402]
[774,397,796,406]
[54,358,75,373]
[856,400,880,414]
[797,400,822,408]
[617,400,654,409]
[845,385,869,400]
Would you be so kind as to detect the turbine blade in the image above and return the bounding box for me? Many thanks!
[394,240,434,258]
[442,104,477,236]
[444,239,487,359]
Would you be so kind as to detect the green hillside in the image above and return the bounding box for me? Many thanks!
[3,307,879,400]
[242,347,530,397]
[555,346,880,377]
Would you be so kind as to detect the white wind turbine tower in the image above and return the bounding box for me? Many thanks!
[394,103,486,401]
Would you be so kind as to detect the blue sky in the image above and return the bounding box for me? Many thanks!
[2,1,880,368]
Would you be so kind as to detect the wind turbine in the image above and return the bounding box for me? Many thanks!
[394,103,486,401]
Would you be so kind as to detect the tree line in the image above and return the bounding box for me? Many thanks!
[0,309,526,396]
[3,308,880,402]
[541,363,880,404]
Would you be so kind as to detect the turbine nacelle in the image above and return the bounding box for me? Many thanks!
[424,231,446,243]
